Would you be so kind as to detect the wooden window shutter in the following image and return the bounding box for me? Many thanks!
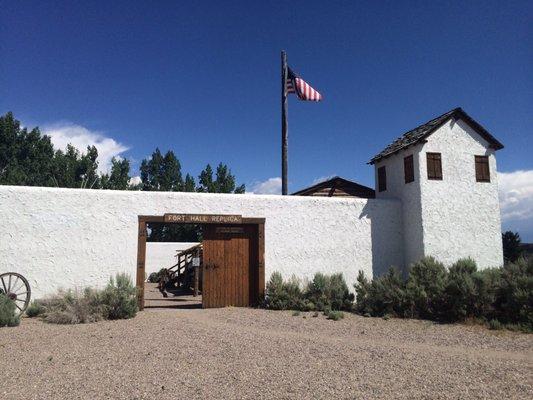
[475,155,490,182]
[404,155,414,183]
[378,166,387,192]
[426,152,442,180]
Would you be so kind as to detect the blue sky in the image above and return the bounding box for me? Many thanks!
[1,1,532,239]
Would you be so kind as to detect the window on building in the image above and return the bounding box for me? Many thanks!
[426,152,442,180]
[475,155,490,182]
[378,166,387,192]
[404,155,414,183]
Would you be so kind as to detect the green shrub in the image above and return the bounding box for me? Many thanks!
[305,272,354,311]
[264,272,304,310]
[488,319,502,330]
[325,310,344,321]
[354,268,407,317]
[101,273,138,320]
[493,257,533,330]
[441,258,479,321]
[0,293,20,327]
[265,272,354,311]
[354,255,533,332]
[406,257,447,320]
[25,301,46,318]
[42,288,105,324]
[38,273,138,324]
[472,267,502,319]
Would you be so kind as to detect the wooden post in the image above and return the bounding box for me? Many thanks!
[136,218,147,310]
[281,50,289,195]
[194,249,199,297]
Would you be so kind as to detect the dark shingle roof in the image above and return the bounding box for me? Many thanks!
[292,176,375,198]
[368,107,504,164]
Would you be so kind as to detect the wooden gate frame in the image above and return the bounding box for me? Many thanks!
[136,214,265,310]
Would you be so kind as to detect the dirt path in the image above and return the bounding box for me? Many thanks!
[1,308,532,399]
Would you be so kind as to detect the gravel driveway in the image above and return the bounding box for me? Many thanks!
[1,307,532,399]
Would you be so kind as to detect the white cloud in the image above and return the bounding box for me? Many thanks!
[249,177,282,195]
[498,170,533,222]
[129,176,142,186]
[42,123,129,173]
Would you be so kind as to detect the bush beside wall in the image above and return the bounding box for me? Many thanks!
[355,257,533,332]
[266,257,532,332]
[29,273,138,324]
[264,271,354,312]
[0,293,20,327]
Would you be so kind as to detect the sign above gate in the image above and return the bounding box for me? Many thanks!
[163,213,243,224]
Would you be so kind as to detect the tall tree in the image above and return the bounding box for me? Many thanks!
[197,162,245,193]
[51,144,100,188]
[140,148,183,191]
[101,157,131,190]
[502,231,523,263]
[184,173,196,192]
[0,112,55,186]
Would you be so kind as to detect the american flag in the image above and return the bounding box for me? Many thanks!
[286,67,323,102]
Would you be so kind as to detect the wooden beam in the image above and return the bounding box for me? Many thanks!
[136,220,147,310]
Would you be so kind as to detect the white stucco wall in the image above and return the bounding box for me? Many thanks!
[375,147,424,270]
[0,186,403,299]
[145,242,200,277]
[418,118,503,268]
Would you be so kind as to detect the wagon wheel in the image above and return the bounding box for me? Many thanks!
[0,272,31,315]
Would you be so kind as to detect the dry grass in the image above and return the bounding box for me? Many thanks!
[1,306,532,399]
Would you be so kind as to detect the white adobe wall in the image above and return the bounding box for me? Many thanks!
[145,242,199,277]
[418,118,503,268]
[374,147,424,271]
[0,186,403,299]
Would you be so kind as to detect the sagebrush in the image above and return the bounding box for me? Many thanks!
[0,293,20,327]
[355,256,533,332]
[264,271,353,312]
[32,273,138,324]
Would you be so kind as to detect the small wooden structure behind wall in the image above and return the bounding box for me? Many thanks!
[136,214,265,310]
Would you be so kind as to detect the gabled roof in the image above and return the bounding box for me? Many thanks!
[292,176,375,198]
[368,107,504,164]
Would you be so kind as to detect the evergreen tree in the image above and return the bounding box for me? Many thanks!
[184,173,196,192]
[197,162,245,193]
[101,157,131,190]
[140,149,183,191]
[198,163,215,192]
[160,150,183,191]
[502,231,523,263]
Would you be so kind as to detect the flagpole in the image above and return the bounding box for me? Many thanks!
[281,50,288,195]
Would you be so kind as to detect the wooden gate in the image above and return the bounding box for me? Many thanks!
[202,224,259,308]
[136,215,264,310]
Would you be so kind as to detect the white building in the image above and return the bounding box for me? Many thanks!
[370,107,504,268]
[0,108,504,303]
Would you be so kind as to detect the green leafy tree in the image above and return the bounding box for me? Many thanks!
[51,144,100,188]
[197,162,245,193]
[0,112,56,186]
[502,231,523,263]
[101,158,131,190]
[140,149,183,191]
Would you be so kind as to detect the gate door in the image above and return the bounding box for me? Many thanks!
[202,224,258,308]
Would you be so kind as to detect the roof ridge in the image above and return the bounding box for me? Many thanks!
[368,107,502,164]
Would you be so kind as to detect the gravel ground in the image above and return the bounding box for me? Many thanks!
[1,305,532,399]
